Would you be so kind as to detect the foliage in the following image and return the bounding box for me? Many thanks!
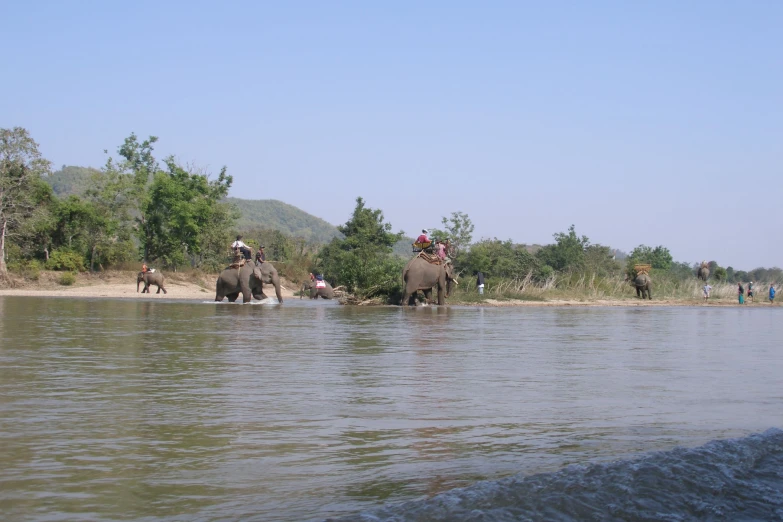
[316,197,405,299]
[459,238,538,280]
[47,166,102,197]
[1,127,53,277]
[713,266,727,281]
[58,272,76,286]
[584,244,622,277]
[430,211,474,258]
[141,158,234,270]
[535,225,590,273]
[628,245,673,270]
[46,249,86,272]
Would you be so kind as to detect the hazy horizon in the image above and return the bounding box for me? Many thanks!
[4,1,781,269]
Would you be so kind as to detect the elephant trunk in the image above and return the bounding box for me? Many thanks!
[446,278,452,298]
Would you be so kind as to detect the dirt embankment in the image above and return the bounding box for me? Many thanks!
[0,270,298,300]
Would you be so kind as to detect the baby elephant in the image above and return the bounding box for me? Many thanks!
[137,271,167,294]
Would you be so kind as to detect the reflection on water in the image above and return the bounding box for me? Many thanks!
[0,297,781,521]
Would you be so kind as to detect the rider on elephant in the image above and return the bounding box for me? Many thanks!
[231,235,252,260]
[413,230,432,252]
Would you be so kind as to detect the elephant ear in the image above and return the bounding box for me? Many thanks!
[253,267,263,280]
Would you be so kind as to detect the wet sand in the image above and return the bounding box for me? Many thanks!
[0,271,297,301]
[0,272,774,307]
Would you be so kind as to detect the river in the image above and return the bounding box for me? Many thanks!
[0,296,781,521]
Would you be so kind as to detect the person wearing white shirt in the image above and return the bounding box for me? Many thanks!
[231,235,251,260]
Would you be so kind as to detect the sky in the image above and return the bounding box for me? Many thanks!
[3,1,781,270]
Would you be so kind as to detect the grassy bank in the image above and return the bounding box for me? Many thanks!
[447,272,779,305]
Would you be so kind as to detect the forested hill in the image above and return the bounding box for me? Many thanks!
[44,166,342,244]
[47,166,102,196]
[227,197,340,244]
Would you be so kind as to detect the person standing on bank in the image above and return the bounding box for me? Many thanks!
[738,282,745,304]
[476,271,485,295]
[747,281,754,302]
[770,284,776,304]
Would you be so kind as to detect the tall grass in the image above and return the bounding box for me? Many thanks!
[449,270,775,303]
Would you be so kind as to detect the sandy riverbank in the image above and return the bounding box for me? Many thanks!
[1,271,777,307]
[0,270,298,301]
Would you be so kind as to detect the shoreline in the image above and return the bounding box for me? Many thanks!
[0,271,777,307]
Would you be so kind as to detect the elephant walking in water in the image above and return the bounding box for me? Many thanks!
[401,257,455,306]
[635,273,652,299]
[137,271,167,294]
[301,279,334,299]
[215,262,283,303]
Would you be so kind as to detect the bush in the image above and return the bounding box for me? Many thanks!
[59,272,77,286]
[46,250,86,272]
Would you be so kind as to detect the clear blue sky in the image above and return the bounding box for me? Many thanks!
[3,1,781,269]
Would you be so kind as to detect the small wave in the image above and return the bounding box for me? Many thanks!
[329,429,783,521]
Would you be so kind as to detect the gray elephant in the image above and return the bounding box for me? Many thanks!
[137,271,167,294]
[697,265,710,281]
[301,279,334,299]
[215,262,283,303]
[634,273,652,299]
[401,258,455,306]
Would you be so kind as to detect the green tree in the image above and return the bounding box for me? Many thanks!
[535,225,590,273]
[1,128,52,278]
[142,158,233,270]
[713,266,727,281]
[317,197,405,298]
[584,244,622,277]
[461,238,537,279]
[627,245,673,274]
[104,133,160,261]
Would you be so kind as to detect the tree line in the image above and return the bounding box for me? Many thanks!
[1,128,234,278]
[3,126,780,295]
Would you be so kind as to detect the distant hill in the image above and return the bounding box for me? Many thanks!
[46,165,101,197]
[228,198,341,244]
[43,166,343,245]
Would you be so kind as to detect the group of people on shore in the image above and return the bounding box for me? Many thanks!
[702,281,777,304]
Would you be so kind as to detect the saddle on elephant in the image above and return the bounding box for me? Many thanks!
[634,264,652,275]
[415,250,443,265]
[229,250,247,269]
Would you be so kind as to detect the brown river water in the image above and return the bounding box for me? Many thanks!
[0,296,781,521]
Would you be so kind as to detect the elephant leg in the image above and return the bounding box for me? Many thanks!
[215,281,224,302]
[400,290,412,306]
[636,287,641,298]
[227,292,240,302]
[647,287,652,300]
[437,279,445,305]
[161,285,167,294]
[423,288,433,304]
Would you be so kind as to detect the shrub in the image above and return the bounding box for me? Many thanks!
[59,272,77,286]
[46,250,86,272]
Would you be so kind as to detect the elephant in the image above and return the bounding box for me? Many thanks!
[401,257,455,306]
[634,273,652,300]
[301,279,334,300]
[697,266,710,281]
[215,261,283,303]
[137,271,167,294]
